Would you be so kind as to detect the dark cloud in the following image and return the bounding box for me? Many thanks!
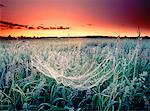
[80,24,94,27]
[0,4,5,7]
[0,21,70,30]
[0,21,28,29]
[37,26,49,30]
[86,24,94,26]
[56,26,70,30]
[28,26,35,30]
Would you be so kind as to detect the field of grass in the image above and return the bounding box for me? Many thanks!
[0,38,150,110]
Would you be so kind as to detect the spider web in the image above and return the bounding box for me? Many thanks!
[30,42,138,90]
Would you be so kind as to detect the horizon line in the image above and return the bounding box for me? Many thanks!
[0,35,149,40]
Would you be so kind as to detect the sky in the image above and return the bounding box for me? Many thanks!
[0,0,150,37]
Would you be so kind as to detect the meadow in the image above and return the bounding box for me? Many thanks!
[0,38,150,110]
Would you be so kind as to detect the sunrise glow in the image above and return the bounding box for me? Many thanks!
[0,0,150,37]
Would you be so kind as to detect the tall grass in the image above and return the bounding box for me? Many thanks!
[0,38,150,110]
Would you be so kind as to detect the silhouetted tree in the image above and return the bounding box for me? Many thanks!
[8,35,11,38]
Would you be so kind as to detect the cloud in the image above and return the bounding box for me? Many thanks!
[0,21,28,29]
[0,4,5,7]
[0,21,70,30]
[80,24,95,27]
[28,26,35,30]
[86,24,94,26]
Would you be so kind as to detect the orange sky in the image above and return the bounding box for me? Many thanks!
[0,0,150,37]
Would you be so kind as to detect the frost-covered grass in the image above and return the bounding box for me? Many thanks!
[0,38,150,110]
